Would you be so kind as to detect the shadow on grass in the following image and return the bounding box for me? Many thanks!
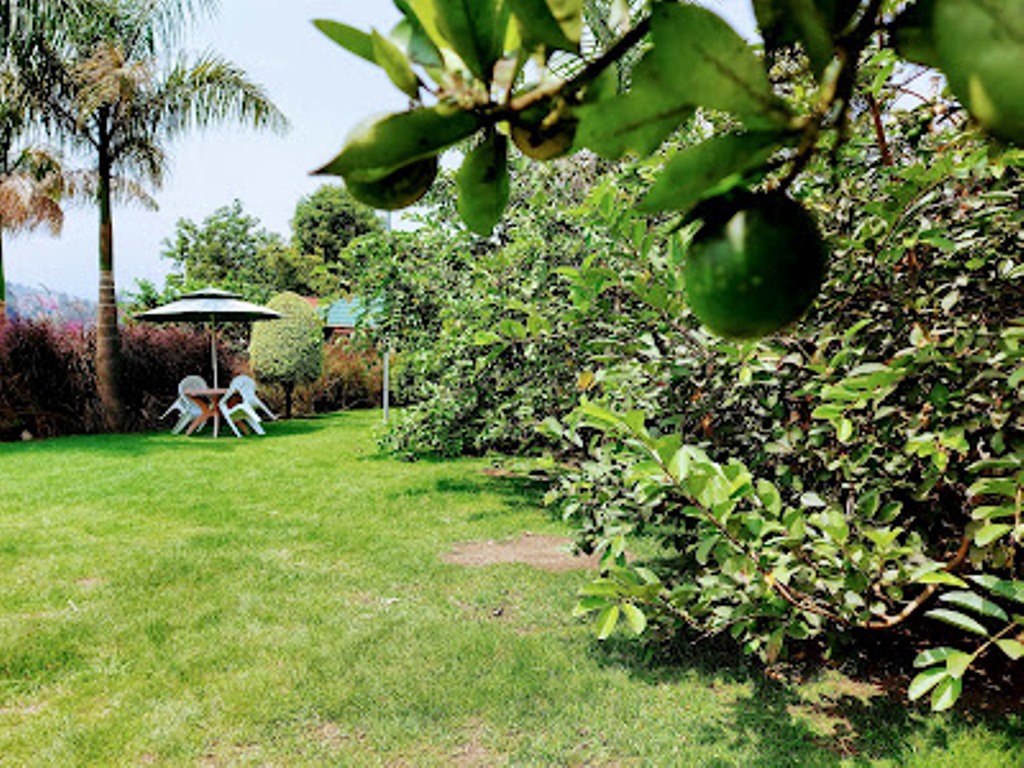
[588,634,1024,765]
[436,473,552,521]
[0,416,330,457]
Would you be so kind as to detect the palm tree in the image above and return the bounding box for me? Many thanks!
[0,63,66,326]
[29,0,287,430]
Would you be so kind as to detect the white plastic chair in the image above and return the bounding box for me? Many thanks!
[230,374,276,420]
[218,379,265,437]
[164,375,208,434]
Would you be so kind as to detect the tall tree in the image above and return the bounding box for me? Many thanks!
[30,0,287,430]
[158,199,333,303]
[291,184,382,288]
[0,68,63,325]
[0,1,99,325]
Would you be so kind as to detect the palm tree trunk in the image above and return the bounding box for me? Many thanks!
[0,231,7,330]
[95,144,123,431]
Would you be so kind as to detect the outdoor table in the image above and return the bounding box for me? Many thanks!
[183,387,228,438]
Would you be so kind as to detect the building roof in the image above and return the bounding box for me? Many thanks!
[321,297,382,329]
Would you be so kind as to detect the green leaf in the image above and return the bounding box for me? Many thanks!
[756,479,782,516]
[316,106,482,180]
[968,477,1019,499]
[696,533,719,565]
[596,604,620,640]
[507,0,579,51]
[974,523,1014,547]
[572,595,609,616]
[908,667,947,701]
[432,0,510,81]
[945,650,974,679]
[392,0,445,68]
[639,131,792,213]
[621,603,648,635]
[969,575,1024,604]
[925,608,990,636]
[646,3,790,126]
[575,73,696,159]
[931,675,962,711]
[753,0,835,77]
[996,639,1024,660]
[314,19,378,65]
[941,591,1009,621]
[372,30,421,98]
[457,129,510,235]
[913,573,966,589]
[913,646,959,668]
[577,3,790,159]
[891,0,941,67]
[579,578,622,598]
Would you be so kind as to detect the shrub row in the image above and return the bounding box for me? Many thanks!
[0,322,383,441]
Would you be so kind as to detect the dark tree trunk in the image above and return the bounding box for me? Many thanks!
[284,382,294,419]
[0,231,7,330]
[95,136,123,431]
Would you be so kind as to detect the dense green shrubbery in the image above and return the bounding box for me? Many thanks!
[315,0,1024,709]
[351,159,620,457]
[353,107,1023,709]
[545,115,1023,708]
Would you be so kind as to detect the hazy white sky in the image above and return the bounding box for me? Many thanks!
[7,1,754,301]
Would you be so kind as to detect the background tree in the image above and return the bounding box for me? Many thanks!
[158,199,333,302]
[29,0,287,430]
[248,290,324,418]
[0,69,64,326]
[291,183,382,290]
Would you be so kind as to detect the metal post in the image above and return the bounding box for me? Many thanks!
[383,341,390,423]
[383,211,392,423]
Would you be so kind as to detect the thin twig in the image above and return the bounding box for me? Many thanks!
[510,16,651,113]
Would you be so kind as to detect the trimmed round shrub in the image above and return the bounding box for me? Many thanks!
[248,292,324,417]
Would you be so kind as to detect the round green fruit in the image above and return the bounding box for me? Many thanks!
[344,156,438,210]
[933,0,1024,144]
[684,191,828,339]
[511,103,577,160]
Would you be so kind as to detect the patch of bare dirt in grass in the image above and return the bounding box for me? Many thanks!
[441,533,600,572]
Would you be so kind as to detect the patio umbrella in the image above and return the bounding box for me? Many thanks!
[135,287,281,388]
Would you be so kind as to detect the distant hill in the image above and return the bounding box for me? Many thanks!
[7,283,97,325]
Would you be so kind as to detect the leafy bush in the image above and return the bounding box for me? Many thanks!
[0,320,226,439]
[547,115,1024,711]
[308,337,384,413]
[249,291,324,418]
[0,319,95,439]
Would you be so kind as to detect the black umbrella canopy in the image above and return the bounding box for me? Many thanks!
[136,287,282,388]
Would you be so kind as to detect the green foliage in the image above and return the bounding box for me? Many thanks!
[248,291,324,417]
[317,0,1024,711]
[349,156,619,457]
[291,184,383,282]
[160,200,331,302]
[543,105,1024,711]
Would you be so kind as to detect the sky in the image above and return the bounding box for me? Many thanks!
[6,1,755,302]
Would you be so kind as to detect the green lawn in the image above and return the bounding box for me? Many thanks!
[1,411,1021,766]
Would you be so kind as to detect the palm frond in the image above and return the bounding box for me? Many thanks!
[64,167,158,208]
[108,129,166,187]
[0,168,63,234]
[72,40,152,122]
[154,51,288,138]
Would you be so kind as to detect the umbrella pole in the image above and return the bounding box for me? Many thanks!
[210,317,218,389]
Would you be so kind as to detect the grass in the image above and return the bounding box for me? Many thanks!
[1,410,1022,766]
